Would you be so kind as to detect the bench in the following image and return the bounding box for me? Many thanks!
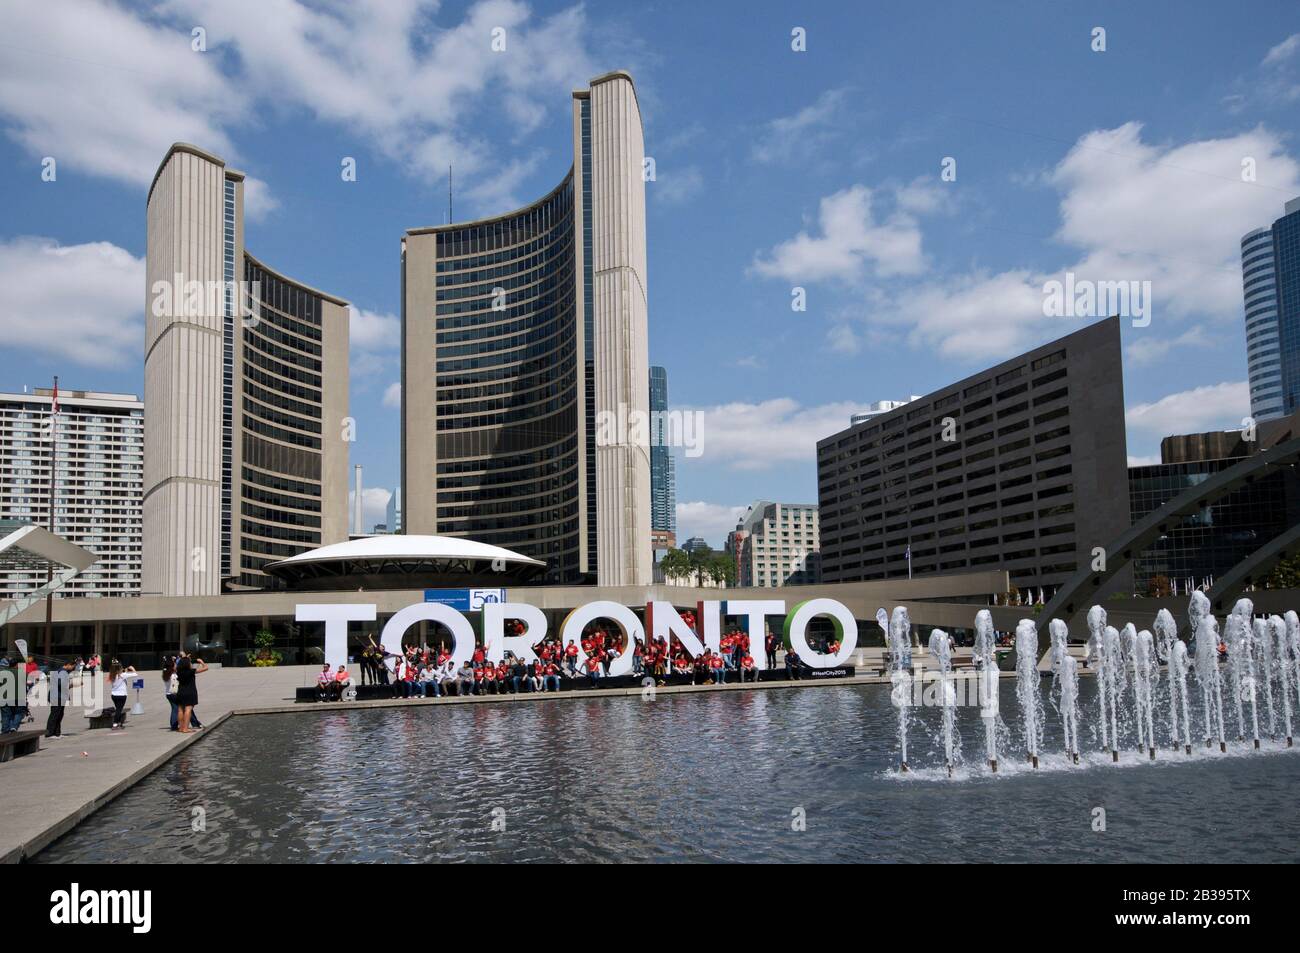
[0,729,42,762]
[84,708,116,729]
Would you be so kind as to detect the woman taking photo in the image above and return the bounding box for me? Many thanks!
[107,660,137,730]
[175,653,208,734]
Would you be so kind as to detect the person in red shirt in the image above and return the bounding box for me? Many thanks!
[496,660,510,692]
[739,653,757,683]
[584,654,602,688]
[472,644,486,669]
[564,640,579,677]
[481,664,497,695]
[530,660,545,692]
[472,665,486,695]
[673,654,689,677]
[709,652,726,684]
[544,661,561,693]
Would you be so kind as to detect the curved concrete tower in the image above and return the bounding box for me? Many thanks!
[402,71,651,586]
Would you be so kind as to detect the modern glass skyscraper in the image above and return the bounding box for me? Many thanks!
[402,71,651,586]
[649,365,676,536]
[143,144,351,595]
[1241,197,1300,421]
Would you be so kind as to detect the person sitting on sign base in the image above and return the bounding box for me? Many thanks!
[785,650,802,680]
[709,651,726,685]
[739,653,757,683]
[316,664,334,702]
[332,665,354,701]
[584,654,601,688]
[455,661,475,697]
[544,661,562,693]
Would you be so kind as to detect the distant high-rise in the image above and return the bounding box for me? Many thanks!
[402,71,651,586]
[1241,196,1300,421]
[732,501,821,588]
[386,485,402,534]
[0,388,142,598]
[143,143,351,595]
[649,365,676,536]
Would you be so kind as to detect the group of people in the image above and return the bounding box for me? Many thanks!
[0,652,207,738]
[326,625,808,701]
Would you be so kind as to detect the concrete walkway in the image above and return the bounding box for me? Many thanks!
[0,659,1035,863]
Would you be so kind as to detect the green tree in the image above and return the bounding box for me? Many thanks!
[659,547,693,583]
[1265,552,1300,589]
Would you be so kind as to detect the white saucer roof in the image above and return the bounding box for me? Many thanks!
[267,534,546,570]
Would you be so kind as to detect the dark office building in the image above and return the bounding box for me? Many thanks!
[817,316,1129,594]
[1129,413,1300,594]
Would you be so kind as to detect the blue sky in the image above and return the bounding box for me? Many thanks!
[2,0,1299,546]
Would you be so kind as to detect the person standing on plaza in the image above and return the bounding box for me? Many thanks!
[174,653,207,733]
[45,659,74,738]
[107,660,137,730]
[765,631,778,670]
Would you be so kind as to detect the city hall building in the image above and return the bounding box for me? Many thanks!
[144,144,351,596]
[401,71,651,588]
[816,317,1131,595]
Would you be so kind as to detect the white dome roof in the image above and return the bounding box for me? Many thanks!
[269,534,545,569]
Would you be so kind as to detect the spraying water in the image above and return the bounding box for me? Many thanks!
[1257,618,1278,740]
[1169,638,1193,753]
[1288,611,1300,724]
[927,628,959,776]
[1270,615,1294,747]
[973,609,1001,772]
[1194,615,1227,751]
[1153,609,1180,750]
[885,606,913,771]
[1134,629,1158,759]
[1086,606,1110,752]
[1015,619,1044,767]
[1102,625,1124,760]
[1225,600,1252,741]
[1049,619,1079,762]
[1121,623,1141,753]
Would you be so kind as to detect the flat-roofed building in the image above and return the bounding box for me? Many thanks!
[0,388,142,598]
[817,317,1129,595]
[732,501,821,588]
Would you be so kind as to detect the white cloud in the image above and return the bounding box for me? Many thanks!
[348,486,393,533]
[751,88,851,165]
[834,124,1300,363]
[1125,381,1248,438]
[653,165,704,206]
[686,397,872,470]
[0,0,595,219]
[382,382,402,409]
[349,306,400,351]
[0,236,143,366]
[0,0,246,188]
[1048,122,1300,322]
[675,501,747,547]
[751,184,927,283]
[1263,33,1300,67]
[1124,325,1212,367]
[826,324,861,355]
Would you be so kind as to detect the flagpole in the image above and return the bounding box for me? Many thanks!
[43,375,58,658]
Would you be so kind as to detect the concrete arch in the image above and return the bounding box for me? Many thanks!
[1039,435,1300,646]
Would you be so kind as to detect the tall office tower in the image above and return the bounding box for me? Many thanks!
[402,71,651,585]
[817,317,1129,594]
[0,389,143,598]
[143,143,350,595]
[1242,197,1300,421]
[732,501,821,588]
[649,365,676,537]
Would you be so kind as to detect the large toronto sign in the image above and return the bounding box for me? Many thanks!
[297,598,859,673]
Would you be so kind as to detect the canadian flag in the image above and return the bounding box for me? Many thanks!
[50,379,59,415]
